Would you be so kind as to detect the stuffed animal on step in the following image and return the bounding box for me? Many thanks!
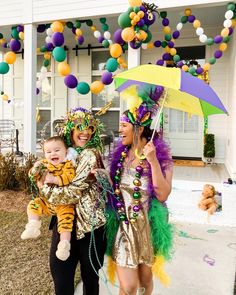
[198,184,218,215]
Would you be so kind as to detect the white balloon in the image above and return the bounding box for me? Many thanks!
[40,66,47,74]
[94,30,101,38]
[45,36,52,44]
[225,10,234,20]
[39,73,46,81]
[196,27,204,36]
[46,28,53,36]
[108,39,113,45]
[176,23,183,31]
[224,19,232,28]
[141,43,148,49]
[199,34,207,43]
[104,31,111,39]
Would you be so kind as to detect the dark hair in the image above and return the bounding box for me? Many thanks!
[44,136,67,149]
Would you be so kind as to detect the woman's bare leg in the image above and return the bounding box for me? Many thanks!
[138,264,153,295]
[116,266,139,295]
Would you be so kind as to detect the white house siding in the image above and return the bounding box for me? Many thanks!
[0,0,23,26]
[225,32,236,180]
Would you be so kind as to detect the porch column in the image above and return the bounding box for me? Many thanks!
[23,24,37,154]
[121,45,141,113]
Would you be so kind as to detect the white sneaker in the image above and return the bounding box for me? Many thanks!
[56,240,71,261]
[21,220,42,240]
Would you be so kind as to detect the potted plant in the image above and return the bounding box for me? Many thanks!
[203,133,215,164]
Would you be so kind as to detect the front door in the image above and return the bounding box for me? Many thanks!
[163,108,203,158]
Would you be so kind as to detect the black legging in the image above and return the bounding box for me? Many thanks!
[49,218,106,295]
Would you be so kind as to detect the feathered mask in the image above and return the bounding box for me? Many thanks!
[120,84,164,126]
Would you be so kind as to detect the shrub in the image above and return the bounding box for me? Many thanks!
[204,133,215,158]
[0,153,37,191]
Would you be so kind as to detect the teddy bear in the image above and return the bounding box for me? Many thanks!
[198,184,218,215]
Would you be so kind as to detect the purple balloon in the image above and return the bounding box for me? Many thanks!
[129,40,141,49]
[36,88,40,95]
[137,19,145,27]
[98,36,105,43]
[45,42,54,51]
[168,41,175,48]
[162,18,169,26]
[188,15,196,23]
[10,39,21,52]
[214,50,223,59]
[113,29,124,45]
[156,59,164,66]
[228,27,233,36]
[72,27,76,34]
[139,5,146,12]
[214,35,223,44]
[64,75,78,89]
[196,67,203,74]
[143,12,156,26]
[37,24,46,33]
[177,61,184,68]
[51,32,64,47]
[78,35,84,45]
[172,30,180,39]
[17,25,24,32]
[154,40,161,47]
[101,71,113,85]
[162,53,171,61]
[3,43,8,48]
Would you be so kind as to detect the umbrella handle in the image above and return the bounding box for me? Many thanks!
[150,90,167,142]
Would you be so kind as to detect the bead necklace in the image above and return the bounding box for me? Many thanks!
[113,145,145,224]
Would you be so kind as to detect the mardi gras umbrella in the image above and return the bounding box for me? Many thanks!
[114,64,228,118]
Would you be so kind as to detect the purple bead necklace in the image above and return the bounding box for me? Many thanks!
[113,145,145,224]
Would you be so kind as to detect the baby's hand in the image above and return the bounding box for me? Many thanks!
[44,173,60,185]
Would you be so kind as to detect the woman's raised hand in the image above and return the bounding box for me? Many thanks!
[143,141,158,165]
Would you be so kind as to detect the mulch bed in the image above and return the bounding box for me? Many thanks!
[0,190,80,295]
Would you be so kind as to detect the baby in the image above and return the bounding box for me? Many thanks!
[21,136,77,261]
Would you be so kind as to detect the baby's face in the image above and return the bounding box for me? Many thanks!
[44,140,67,165]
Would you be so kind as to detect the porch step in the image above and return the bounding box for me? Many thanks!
[173,159,205,167]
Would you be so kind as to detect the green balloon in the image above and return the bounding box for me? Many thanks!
[173,55,180,62]
[106,58,118,72]
[161,41,167,48]
[100,17,107,24]
[66,22,74,29]
[127,7,133,13]
[102,24,109,31]
[143,30,152,43]
[164,34,172,41]
[40,45,47,53]
[118,12,131,29]
[11,27,19,40]
[133,6,140,13]
[75,20,81,28]
[76,82,90,95]
[86,20,93,26]
[0,62,10,74]
[227,3,235,11]
[206,38,214,46]
[123,43,128,51]
[0,33,3,39]
[141,24,148,31]
[46,23,51,29]
[160,11,167,18]
[52,47,66,62]
[181,16,188,24]
[188,67,196,75]
[43,59,50,67]
[102,39,110,48]
[209,57,216,65]
[223,36,231,43]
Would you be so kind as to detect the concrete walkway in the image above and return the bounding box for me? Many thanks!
[75,222,236,295]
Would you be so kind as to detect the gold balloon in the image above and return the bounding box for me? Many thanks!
[121,27,135,42]
[147,42,154,49]
[90,81,104,94]
[128,0,142,7]
[221,28,229,37]
[44,52,51,60]
[4,51,16,64]
[110,43,123,58]
[51,21,64,33]
[170,48,177,56]
[163,26,171,34]
[184,8,192,16]
[58,62,71,76]
[193,20,201,29]
[203,63,211,71]
[182,65,189,72]
[91,26,97,32]
[75,28,83,36]
[219,43,227,51]
[2,94,9,101]
[19,32,24,40]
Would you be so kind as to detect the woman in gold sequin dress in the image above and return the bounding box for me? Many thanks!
[106,86,173,295]
[40,107,106,295]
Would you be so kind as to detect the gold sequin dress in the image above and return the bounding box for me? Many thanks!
[41,148,106,240]
[112,166,154,268]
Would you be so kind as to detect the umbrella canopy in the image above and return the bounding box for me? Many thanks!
[114,64,228,117]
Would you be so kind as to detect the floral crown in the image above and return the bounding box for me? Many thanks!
[59,107,104,151]
[121,84,164,127]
